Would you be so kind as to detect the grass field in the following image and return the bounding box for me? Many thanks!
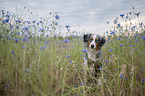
[0,8,145,96]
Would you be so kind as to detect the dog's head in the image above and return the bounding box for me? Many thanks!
[84,33,106,50]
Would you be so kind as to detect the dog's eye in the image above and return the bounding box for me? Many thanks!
[95,40,99,43]
[89,38,93,42]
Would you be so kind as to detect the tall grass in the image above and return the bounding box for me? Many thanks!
[0,8,145,96]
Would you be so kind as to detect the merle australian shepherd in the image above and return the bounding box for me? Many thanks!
[83,33,106,78]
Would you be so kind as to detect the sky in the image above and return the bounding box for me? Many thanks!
[0,0,145,36]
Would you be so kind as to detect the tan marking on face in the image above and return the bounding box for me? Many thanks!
[87,41,91,47]
[95,42,100,51]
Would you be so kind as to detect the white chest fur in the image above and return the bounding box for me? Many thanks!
[87,48,102,62]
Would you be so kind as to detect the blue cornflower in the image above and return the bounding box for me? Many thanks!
[27,21,30,24]
[36,23,39,25]
[23,27,29,31]
[32,20,36,23]
[68,29,70,31]
[55,22,58,25]
[65,25,70,28]
[117,23,120,27]
[85,57,88,60]
[120,44,123,46]
[129,45,133,47]
[22,46,25,49]
[5,35,10,38]
[15,20,21,23]
[120,74,123,78]
[142,36,145,40]
[12,51,14,54]
[76,85,78,87]
[4,18,9,23]
[132,26,136,29]
[110,31,115,35]
[114,68,117,71]
[66,55,71,58]
[63,39,70,43]
[120,14,125,17]
[141,68,143,71]
[141,52,144,54]
[106,31,108,33]
[16,26,19,29]
[15,39,20,42]
[105,60,108,63]
[22,37,28,42]
[117,38,121,40]
[109,49,113,52]
[55,15,59,19]
[82,49,87,52]
[142,78,145,83]
[134,12,140,16]
[39,21,42,23]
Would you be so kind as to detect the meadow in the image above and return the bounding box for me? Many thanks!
[0,8,145,96]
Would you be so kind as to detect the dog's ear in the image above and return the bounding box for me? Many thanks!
[99,37,106,47]
[83,33,92,42]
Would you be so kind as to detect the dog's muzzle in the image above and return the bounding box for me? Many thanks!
[91,44,94,49]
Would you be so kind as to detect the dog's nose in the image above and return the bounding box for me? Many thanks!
[91,45,94,49]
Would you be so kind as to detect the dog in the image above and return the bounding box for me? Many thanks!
[83,33,106,78]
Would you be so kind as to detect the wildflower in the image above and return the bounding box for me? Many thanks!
[135,39,139,42]
[109,49,113,52]
[142,36,145,40]
[36,23,39,25]
[110,31,115,35]
[68,29,70,31]
[65,25,70,28]
[16,26,19,29]
[120,74,123,78]
[85,57,88,60]
[141,52,144,54]
[4,18,9,23]
[120,14,125,17]
[22,37,28,42]
[66,55,71,58]
[106,31,108,33]
[23,27,29,31]
[55,22,58,25]
[32,20,36,23]
[117,38,121,40]
[141,68,143,71]
[100,66,103,69]
[22,46,25,49]
[82,49,87,52]
[105,60,108,63]
[15,39,20,42]
[134,12,140,16]
[114,68,117,71]
[120,44,123,46]
[27,21,30,24]
[39,21,42,23]
[55,15,59,19]
[117,23,120,27]
[5,35,10,38]
[142,78,145,83]
[129,45,133,47]
[63,39,70,43]
[12,51,14,54]
[76,85,78,87]
[15,20,21,23]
